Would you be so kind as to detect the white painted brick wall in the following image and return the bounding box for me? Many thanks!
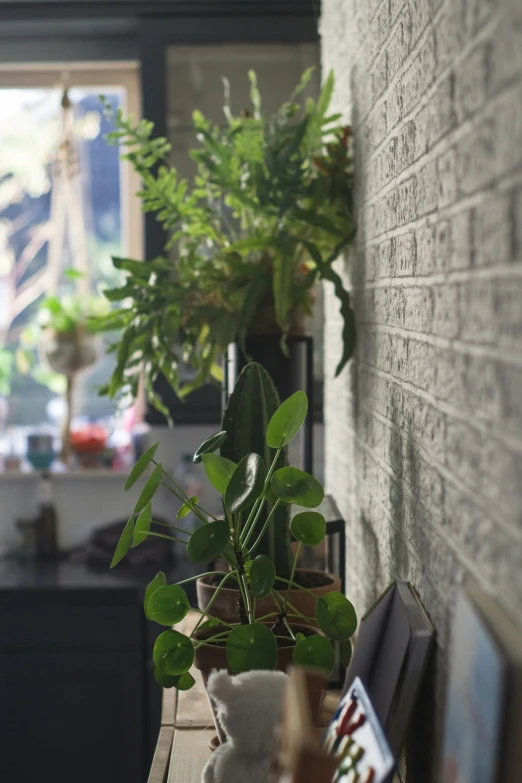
[321,0,522,778]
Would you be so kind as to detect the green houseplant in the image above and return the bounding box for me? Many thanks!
[93,69,355,411]
[197,362,340,624]
[18,284,108,458]
[110,365,357,699]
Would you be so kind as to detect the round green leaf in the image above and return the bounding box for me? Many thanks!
[154,630,194,675]
[125,443,159,490]
[134,462,163,513]
[147,584,190,626]
[250,555,276,599]
[266,391,308,448]
[196,616,221,633]
[292,634,336,673]
[290,511,326,547]
[177,496,198,520]
[224,453,265,514]
[226,623,277,673]
[154,666,196,690]
[173,671,196,691]
[193,431,227,463]
[271,467,324,508]
[133,502,152,547]
[316,592,358,641]
[144,571,167,618]
[187,520,230,564]
[202,453,236,493]
[110,515,134,568]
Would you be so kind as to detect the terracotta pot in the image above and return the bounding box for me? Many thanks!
[193,624,305,745]
[196,568,342,626]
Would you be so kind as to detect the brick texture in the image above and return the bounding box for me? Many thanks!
[321,0,522,779]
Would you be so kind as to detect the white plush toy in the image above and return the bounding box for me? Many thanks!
[202,669,288,783]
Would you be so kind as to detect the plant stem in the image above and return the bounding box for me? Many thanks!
[157,464,215,524]
[246,499,282,554]
[282,542,301,612]
[239,496,265,546]
[256,612,279,622]
[190,608,235,628]
[283,618,297,641]
[274,576,321,601]
[287,613,317,624]
[176,570,228,586]
[139,530,188,546]
[238,571,253,624]
[283,598,308,619]
[194,630,230,649]
[152,520,191,537]
[192,570,237,635]
[239,446,282,547]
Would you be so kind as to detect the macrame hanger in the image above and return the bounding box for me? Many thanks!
[47,77,91,299]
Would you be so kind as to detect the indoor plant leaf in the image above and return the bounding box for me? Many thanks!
[144,571,167,619]
[109,514,134,568]
[177,496,198,520]
[224,453,266,514]
[290,511,326,547]
[226,623,278,673]
[316,592,358,641]
[266,390,308,449]
[187,520,230,564]
[134,462,163,513]
[193,431,227,463]
[125,443,159,490]
[271,467,324,508]
[202,453,236,494]
[292,634,336,673]
[153,630,194,675]
[154,666,195,691]
[249,554,276,599]
[132,502,152,547]
[147,584,191,626]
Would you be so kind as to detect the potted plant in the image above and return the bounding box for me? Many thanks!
[109,365,357,738]
[92,68,355,413]
[197,362,341,620]
[18,285,108,460]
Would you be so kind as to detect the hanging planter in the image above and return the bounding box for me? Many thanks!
[40,324,99,376]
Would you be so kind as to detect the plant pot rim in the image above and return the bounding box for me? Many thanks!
[197,568,339,593]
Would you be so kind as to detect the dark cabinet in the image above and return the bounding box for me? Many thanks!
[0,563,153,783]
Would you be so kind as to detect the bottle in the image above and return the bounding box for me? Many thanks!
[35,471,59,560]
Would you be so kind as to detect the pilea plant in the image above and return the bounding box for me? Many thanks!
[110,364,357,690]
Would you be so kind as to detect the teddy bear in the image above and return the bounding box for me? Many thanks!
[201,668,288,783]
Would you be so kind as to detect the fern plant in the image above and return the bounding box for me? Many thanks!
[93,69,356,411]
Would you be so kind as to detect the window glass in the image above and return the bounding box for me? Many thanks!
[0,85,126,430]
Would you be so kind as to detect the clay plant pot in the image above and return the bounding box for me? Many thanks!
[196,568,342,626]
[193,623,309,745]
